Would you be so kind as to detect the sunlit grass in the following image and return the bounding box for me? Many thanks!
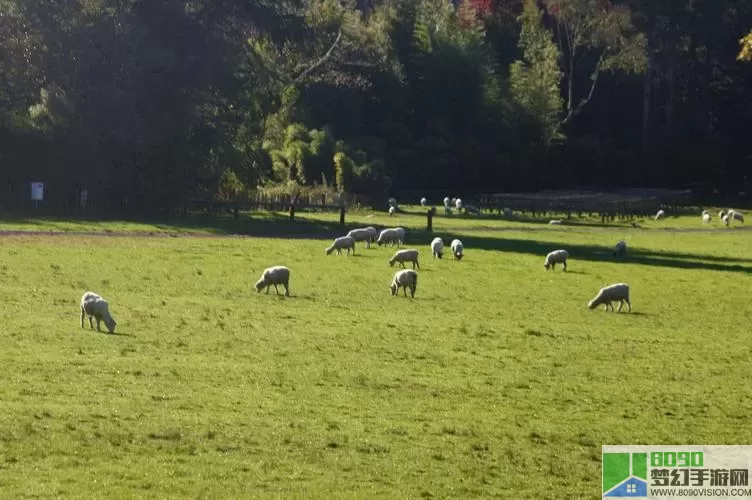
[0,215,751,498]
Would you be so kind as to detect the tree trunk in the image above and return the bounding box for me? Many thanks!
[641,51,653,151]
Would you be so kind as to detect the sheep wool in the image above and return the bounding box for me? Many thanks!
[347,227,377,249]
[549,219,563,225]
[450,239,464,261]
[655,209,666,220]
[390,269,418,298]
[431,237,444,259]
[420,197,427,206]
[465,204,480,216]
[544,249,569,271]
[730,210,744,224]
[255,266,290,296]
[588,283,631,312]
[326,235,355,256]
[614,240,627,257]
[702,213,711,224]
[80,292,117,333]
[389,249,420,269]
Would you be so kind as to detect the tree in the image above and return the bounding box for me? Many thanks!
[544,0,647,125]
[739,31,752,61]
[510,0,563,145]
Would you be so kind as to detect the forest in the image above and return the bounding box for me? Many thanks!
[1,0,752,209]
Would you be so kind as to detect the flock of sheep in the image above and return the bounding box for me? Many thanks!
[80,203,743,335]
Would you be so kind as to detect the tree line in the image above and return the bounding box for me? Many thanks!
[1,0,751,210]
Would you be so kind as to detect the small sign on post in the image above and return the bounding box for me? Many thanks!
[31,182,44,210]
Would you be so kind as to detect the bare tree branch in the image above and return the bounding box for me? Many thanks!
[294,29,342,83]
[560,52,605,126]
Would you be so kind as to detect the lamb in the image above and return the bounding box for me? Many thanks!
[390,269,418,297]
[254,266,290,296]
[450,239,464,261]
[465,204,480,216]
[729,210,744,224]
[544,249,569,271]
[614,239,627,257]
[588,283,631,312]
[80,292,117,333]
[549,219,563,225]
[326,235,355,255]
[389,249,420,269]
[347,227,378,249]
[655,209,666,220]
[431,237,444,259]
[420,197,427,206]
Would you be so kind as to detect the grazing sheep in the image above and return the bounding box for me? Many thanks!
[450,239,464,261]
[80,292,117,333]
[389,206,396,216]
[614,239,627,257]
[465,204,480,216]
[702,213,711,224]
[722,214,730,227]
[389,249,420,269]
[254,266,290,296]
[420,197,427,206]
[655,209,666,220]
[431,237,444,259]
[544,249,569,271]
[729,210,744,224]
[390,269,418,297]
[443,197,451,207]
[719,210,726,219]
[377,228,403,247]
[588,283,631,312]
[702,210,710,216]
[326,235,355,255]
[347,227,378,249]
[455,198,463,212]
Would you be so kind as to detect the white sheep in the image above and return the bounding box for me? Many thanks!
[719,210,726,219]
[722,214,730,227]
[450,239,464,261]
[326,235,355,255]
[389,206,396,216]
[549,219,563,225]
[655,209,666,220]
[390,269,418,297]
[465,204,480,216]
[420,197,427,206]
[544,249,569,271]
[254,266,290,296]
[702,210,710,216]
[389,249,420,269]
[80,292,117,333]
[588,283,631,312]
[347,227,378,249]
[614,239,627,257]
[729,210,744,224]
[702,213,711,224]
[377,228,403,247]
[443,197,451,207]
[455,198,463,212]
[431,237,444,259]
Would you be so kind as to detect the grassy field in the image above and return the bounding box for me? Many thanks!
[1,210,751,498]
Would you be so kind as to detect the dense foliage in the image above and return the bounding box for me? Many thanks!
[1,0,752,207]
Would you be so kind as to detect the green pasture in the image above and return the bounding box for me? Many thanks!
[0,211,751,498]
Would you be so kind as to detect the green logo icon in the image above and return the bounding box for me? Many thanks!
[603,452,648,497]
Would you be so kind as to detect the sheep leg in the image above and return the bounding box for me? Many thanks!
[266,285,270,294]
[274,284,280,295]
[618,300,624,312]
[81,307,85,328]
[95,318,101,332]
[402,286,407,297]
[551,263,555,270]
[625,299,631,312]
[88,315,94,329]
[562,261,567,272]
[283,284,290,297]
[399,261,405,268]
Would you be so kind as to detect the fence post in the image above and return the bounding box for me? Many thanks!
[427,207,435,231]
[339,204,346,226]
[289,201,295,222]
